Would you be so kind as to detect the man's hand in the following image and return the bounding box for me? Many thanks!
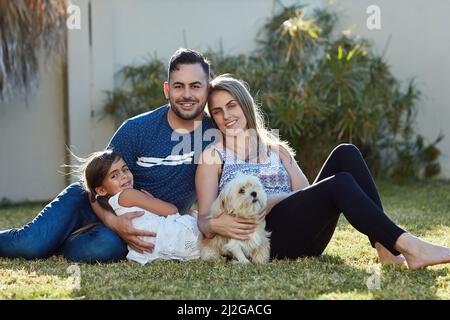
[107,211,156,254]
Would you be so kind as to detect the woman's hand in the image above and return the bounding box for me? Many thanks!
[256,204,273,222]
[256,194,289,221]
[211,214,258,240]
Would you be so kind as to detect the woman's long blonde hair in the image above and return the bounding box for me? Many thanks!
[208,74,295,161]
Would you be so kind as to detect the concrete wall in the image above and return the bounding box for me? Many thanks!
[329,0,450,177]
[111,0,301,68]
[0,60,66,202]
[67,0,115,158]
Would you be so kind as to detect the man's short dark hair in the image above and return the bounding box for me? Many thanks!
[168,48,210,81]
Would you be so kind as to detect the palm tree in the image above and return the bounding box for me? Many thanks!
[0,0,68,103]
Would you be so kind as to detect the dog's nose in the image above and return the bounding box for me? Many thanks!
[251,191,257,198]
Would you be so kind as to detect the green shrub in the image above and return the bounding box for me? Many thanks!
[103,2,443,180]
[103,58,167,126]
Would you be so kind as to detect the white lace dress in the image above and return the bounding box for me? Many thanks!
[108,191,200,265]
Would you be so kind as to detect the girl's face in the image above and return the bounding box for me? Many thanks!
[95,158,134,197]
[209,90,248,137]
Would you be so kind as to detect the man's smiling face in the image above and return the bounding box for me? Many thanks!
[164,63,209,121]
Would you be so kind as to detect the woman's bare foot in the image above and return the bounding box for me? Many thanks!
[395,233,450,270]
[375,242,406,265]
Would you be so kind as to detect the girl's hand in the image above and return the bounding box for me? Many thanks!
[188,209,198,218]
[211,214,258,240]
[140,189,154,198]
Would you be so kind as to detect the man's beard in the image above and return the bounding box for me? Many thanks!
[170,100,206,120]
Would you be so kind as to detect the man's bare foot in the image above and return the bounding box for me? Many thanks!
[395,233,450,270]
[375,242,406,265]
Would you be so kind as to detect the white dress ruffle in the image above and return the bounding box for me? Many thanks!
[108,191,200,265]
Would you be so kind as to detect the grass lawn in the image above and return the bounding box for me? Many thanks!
[0,178,449,300]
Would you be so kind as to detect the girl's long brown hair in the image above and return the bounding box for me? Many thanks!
[66,149,123,237]
[68,149,123,211]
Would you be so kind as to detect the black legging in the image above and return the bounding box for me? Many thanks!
[266,144,406,259]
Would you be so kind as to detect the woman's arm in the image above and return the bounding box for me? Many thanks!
[196,148,258,239]
[118,189,178,216]
[257,146,311,218]
[196,148,222,238]
[278,146,310,192]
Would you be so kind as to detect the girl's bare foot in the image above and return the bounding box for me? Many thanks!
[395,233,450,270]
[375,242,406,265]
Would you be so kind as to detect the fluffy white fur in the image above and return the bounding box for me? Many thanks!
[201,174,271,264]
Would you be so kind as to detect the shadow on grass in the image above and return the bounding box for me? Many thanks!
[0,202,47,229]
[266,254,449,300]
[0,253,449,300]
[0,256,83,300]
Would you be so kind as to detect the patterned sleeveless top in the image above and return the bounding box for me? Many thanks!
[213,145,292,196]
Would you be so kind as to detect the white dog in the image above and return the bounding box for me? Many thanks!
[200,174,271,264]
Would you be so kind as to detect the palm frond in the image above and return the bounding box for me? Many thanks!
[0,0,68,103]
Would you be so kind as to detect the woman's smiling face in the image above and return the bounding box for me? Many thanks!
[208,90,248,137]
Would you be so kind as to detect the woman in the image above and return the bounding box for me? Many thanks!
[196,74,450,270]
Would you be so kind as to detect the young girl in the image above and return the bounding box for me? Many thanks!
[76,149,200,265]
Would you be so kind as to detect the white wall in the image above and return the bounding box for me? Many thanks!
[67,0,115,158]
[329,0,450,177]
[111,0,302,69]
[0,61,66,202]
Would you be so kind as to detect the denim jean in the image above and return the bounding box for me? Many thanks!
[0,182,127,263]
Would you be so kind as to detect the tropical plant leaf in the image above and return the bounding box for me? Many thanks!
[0,0,68,102]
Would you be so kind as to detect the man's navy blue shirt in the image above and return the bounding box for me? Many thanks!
[108,105,216,213]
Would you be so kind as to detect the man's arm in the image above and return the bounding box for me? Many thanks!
[90,200,155,254]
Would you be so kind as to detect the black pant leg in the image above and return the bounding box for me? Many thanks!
[313,144,385,248]
[315,144,384,210]
[267,173,405,259]
[266,176,340,259]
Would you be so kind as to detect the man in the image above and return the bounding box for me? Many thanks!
[0,48,215,263]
